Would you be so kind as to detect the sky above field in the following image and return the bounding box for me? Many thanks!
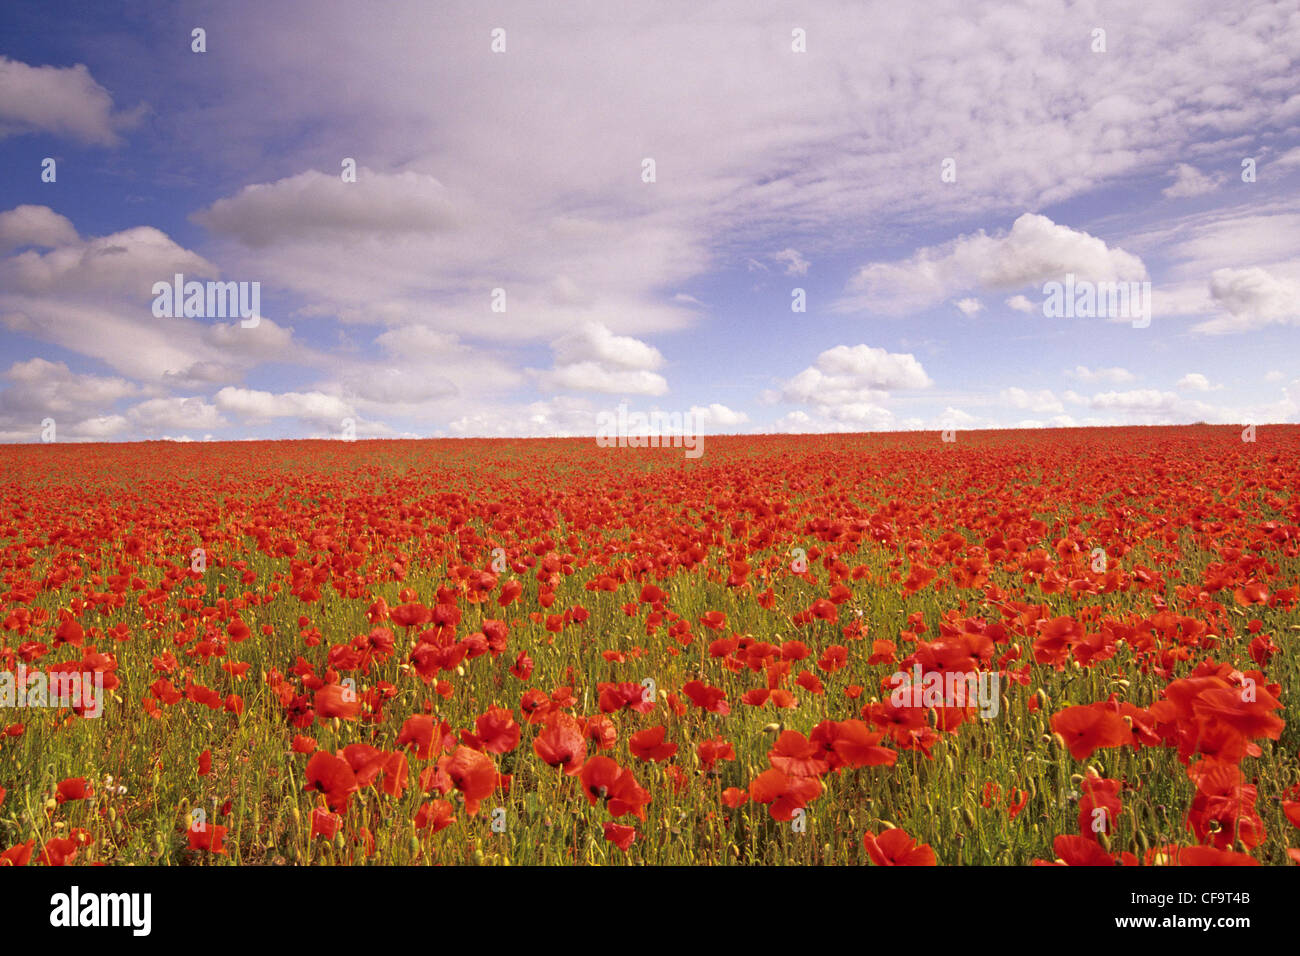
[1,0,1299,441]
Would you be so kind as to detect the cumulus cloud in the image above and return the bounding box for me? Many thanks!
[214,386,354,429]
[766,344,931,432]
[538,322,668,395]
[127,396,227,433]
[447,395,599,439]
[1,224,218,297]
[0,358,145,442]
[1176,372,1214,391]
[776,345,932,405]
[689,403,750,430]
[999,387,1064,414]
[954,297,983,317]
[0,56,137,146]
[0,209,323,387]
[1194,267,1300,333]
[835,214,1147,315]
[1084,389,1221,424]
[1068,365,1136,385]
[0,205,79,253]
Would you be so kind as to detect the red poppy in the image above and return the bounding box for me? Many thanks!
[629,726,678,762]
[55,777,91,804]
[863,828,936,866]
[437,746,497,815]
[1051,703,1130,761]
[603,822,637,851]
[534,713,588,775]
[310,807,343,840]
[39,837,79,866]
[749,768,822,821]
[580,756,651,820]
[304,751,360,812]
[188,822,229,854]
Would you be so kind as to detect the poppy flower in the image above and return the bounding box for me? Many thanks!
[1051,703,1130,760]
[721,787,749,808]
[580,756,651,820]
[39,837,79,866]
[0,840,33,867]
[697,736,736,772]
[471,706,521,755]
[396,714,440,760]
[766,730,828,777]
[584,714,618,749]
[533,714,588,774]
[1078,776,1122,841]
[187,822,229,854]
[55,777,91,804]
[603,822,637,851]
[437,746,497,815]
[749,768,822,821]
[863,828,936,866]
[414,799,455,833]
[629,726,677,762]
[1157,844,1260,866]
[304,751,360,812]
[699,610,726,631]
[682,680,730,715]
[821,719,897,769]
[1036,834,1114,866]
[309,807,343,840]
[315,683,361,721]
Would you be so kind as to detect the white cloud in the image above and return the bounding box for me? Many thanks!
[1271,147,1300,171]
[1006,294,1036,313]
[777,345,932,406]
[541,362,669,396]
[1068,365,1136,385]
[0,56,136,146]
[1000,387,1063,414]
[689,403,750,430]
[1085,389,1220,424]
[192,168,465,247]
[938,407,982,428]
[1175,372,1213,392]
[127,397,227,433]
[954,297,983,317]
[446,395,599,438]
[771,248,809,276]
[0,358,146,441]
[1193,267,1300,333]
[768,344,931,432]
[0,210,323,387]
[214,386,355,429]
[836,214,1147,315]
[0,205,79,253]
[1162,163,1222,199]
[538,322,668,395]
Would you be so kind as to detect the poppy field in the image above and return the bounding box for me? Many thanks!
[1,425,1299,867]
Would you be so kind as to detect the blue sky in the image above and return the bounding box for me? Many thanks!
[2,0,1299,441]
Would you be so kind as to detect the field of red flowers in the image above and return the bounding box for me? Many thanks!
[1,425,1298,866]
